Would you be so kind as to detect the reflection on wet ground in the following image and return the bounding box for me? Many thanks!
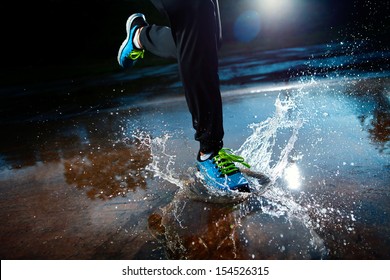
[64,139,150,200]
[0,42,389,259]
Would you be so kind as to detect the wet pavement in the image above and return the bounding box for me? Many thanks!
[0,41,389,259]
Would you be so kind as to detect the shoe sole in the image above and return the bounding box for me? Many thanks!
[117,13,146,66]
[234,184,251,193]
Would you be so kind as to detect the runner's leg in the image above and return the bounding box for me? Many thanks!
[143,0,224,154]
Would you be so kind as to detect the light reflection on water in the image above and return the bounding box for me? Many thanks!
[284,163,302,190]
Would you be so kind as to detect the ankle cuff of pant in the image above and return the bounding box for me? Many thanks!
[199,141,223,155]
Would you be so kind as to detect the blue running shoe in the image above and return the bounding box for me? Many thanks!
[197,148,251,193]
[117,13,148,68]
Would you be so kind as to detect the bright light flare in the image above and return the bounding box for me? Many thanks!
[284,163,302,190]
[260,0,293,14]
[257,0,303,22]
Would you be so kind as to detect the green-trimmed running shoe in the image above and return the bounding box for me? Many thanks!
[117,13,148,68]
[196,148,251,193]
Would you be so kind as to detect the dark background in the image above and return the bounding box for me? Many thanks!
[2,0,389,85]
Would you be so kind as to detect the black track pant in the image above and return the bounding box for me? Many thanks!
[140,0,224,154]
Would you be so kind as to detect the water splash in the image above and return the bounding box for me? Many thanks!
[143,133,183,188]
[143,85,308,195]
[237,90,305,185]
[234,85,328,257]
